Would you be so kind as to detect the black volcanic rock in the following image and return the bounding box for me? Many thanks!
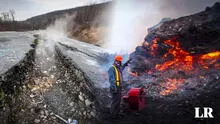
[129,2,220,74]
[145,2,220,54]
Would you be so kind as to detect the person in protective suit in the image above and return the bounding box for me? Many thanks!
[108,55,130,118]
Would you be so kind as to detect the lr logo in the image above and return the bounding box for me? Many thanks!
[195,107,214,118]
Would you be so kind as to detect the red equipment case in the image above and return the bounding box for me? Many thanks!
[122,87,145,111]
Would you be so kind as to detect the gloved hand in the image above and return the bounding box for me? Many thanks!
[124,58,132,66]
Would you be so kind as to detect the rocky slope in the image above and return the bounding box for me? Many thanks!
[126,2,220,123]
[130,2,220,74]
[144,2,220,54]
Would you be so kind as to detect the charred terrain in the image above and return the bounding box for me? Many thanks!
[0,2,220,124]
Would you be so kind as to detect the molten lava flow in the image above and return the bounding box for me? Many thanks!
[155,39,193,71]
[138,38,220,96]
[150,38,159,56]
[149,38,220,96]
[127,68,138,76]
[160,78,185,96]
[153,38,220,72]
[199,51,220,69]
[144,38,159,56]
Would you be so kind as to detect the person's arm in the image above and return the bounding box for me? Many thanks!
[122,59,131,71]
[108,67,116,92]
[122,64,126,71]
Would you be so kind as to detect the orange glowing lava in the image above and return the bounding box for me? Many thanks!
[127,68,138,76]
[146,38,220,96]
[155,39,193,71]
[199,51,220,69]
[152,38,220,72]
[150,38,159,56]
[160,78,185,96]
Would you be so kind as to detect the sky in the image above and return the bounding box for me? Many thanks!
[0,0,111,20]
[0,0,219,21]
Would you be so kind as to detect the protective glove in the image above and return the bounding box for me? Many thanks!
[124,58,132,66]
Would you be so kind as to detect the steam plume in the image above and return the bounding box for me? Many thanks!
[103,0,218,53]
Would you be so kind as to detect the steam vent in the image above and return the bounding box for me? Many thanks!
[0,1,220,124]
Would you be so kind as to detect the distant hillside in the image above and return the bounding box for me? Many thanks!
[0,2,113,43]
[25,2,112,29]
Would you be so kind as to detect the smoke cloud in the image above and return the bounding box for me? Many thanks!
[103,0,219,54]
[36,14,76,72]
[43,14,76,40]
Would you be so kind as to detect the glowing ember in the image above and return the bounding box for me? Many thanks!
[127,68,138,76]
[132,38,220,96]
[160,78,185,96]
[143,38,220,96]
[152,38,220,72]
[155,39,193,71]
[150,38,159,56]
[144,38,159,56]
[199,51,220,69]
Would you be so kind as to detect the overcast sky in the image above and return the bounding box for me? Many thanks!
[0,0,111,20]
[0,0,219,21]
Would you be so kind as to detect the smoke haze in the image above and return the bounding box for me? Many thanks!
[43,14,76,40]
[103,0,219,53]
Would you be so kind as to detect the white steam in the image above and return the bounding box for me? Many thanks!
[103,0,218,54]
[43,14,76,41]
[36,14,76,73]
[103,0,158,53]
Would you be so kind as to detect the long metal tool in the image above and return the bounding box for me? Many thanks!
[54,114,78,124]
